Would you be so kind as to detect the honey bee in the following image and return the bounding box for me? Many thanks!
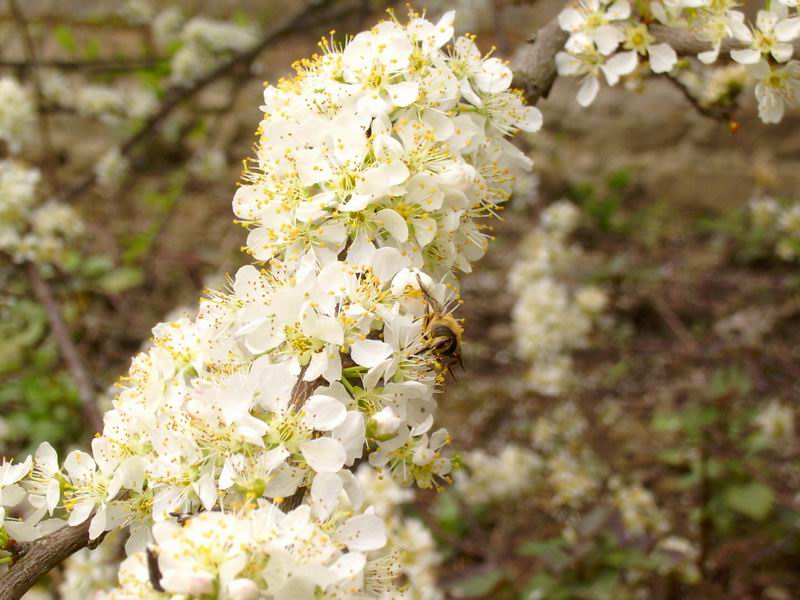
[416,275,464,373]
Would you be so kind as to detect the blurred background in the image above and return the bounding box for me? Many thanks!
[2,0,800,598]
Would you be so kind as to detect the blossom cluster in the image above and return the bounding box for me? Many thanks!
[148,7,260,86]
[509,201,608,396]
[0,76,35,154]
[0,11,539,597]
[554,0,800,123]
[0,160,84,265]
[451,399,700,588]
[40,72,158,127]
[749,195,800,260]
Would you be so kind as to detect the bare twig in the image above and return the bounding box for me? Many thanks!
[661,73,737,122]
[26,263,104,433]
[649,293,701,352]
[0,58,162,72]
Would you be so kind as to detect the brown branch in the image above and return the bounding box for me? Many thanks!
[57,0,340,205]
[0,58,163,73]
[0,520,92,600]
[511,17,800,109]
[650,24,800,56]
[512,18,570,104]
[26,263,104,433]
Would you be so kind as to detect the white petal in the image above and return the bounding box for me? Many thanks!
[330,552,367,580]
[576,75,600,107]
[67,501,94,527]
[371,247,409,282]
[375,208,408,242]
[63,450,95,483]
[303,394,347,431]
[351,339,393,368]
[772,42,794,62]
[558,8,584,32]
[335,513,387,551]
[88,507,106,540]
[647,43,677,73]
[731,47,761,64]
[698,44,720,64]
[339,193,371,212]
[607,0,631,20]
[300,438,346,473]
[35,442,59,473]
[387,81,419,107]
[555,51,583,76]
[516,105,543,132]
[411,216,437,247]
[475,58,513,93]
[602,50,638,86]
[757,9,778,33]
[593,25,624,55]
[310,472,343,521]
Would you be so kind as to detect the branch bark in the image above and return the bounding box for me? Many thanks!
[650,24,800,56]
[0,520,92,600]
[512,19,570,104]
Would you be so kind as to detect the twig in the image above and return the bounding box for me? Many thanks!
[0,519,93,600]
[661,73,736,122]
[0,58,163,72]
[649,293,700,352]
[26,263,104,433]
[57,0,338,205]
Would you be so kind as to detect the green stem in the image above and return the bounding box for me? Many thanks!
[342,366,367,375]
[341,376,357,396]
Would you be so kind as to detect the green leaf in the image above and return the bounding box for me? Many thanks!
[83,37,101,60]
[606,168,633,193]
[433,491,464,536]
[724,482,774,520]
[518,538,571,570]
[54,25,79,54]
[448,569,506,598]
[97,266,144,294]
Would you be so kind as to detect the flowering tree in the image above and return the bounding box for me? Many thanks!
[1,0,799,598]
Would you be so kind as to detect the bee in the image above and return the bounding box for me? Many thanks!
[416,275,464,373]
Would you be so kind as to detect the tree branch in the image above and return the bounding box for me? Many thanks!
[0,520,92,600]
[512,19,570,104]
[650,24,800,56]
[26,263,104,433]
[0,58,162,73]
[511,18,800,108]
